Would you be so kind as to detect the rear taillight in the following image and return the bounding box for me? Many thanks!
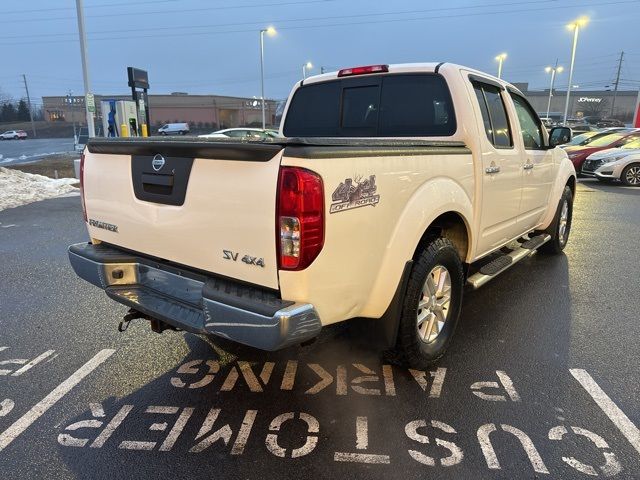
[277,167,324,270]
[80,152,87,222]
[337,64,389,77]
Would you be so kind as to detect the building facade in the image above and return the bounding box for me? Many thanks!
[515,83,639,122]
[41,93,279,131]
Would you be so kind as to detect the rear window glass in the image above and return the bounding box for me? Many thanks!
[283,74,456,137]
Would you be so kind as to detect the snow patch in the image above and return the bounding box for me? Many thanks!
[0,167,79,212]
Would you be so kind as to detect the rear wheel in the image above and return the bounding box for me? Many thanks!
[13,135,18,140]
[540,185,573,254]
[621,163,640,186]
[396,237,464,368]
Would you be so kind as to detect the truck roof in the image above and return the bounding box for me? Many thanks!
[302,62,517,92]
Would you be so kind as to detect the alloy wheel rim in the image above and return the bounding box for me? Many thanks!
[625,166,640,185]
[416,265,452,344]
[558,200,569,245]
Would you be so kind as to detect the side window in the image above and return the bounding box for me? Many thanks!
[510,93,543,150]
[473,85,493,143]
[473,83,513,148]
[225,130,246,138]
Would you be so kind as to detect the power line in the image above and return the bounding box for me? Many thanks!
[0,0,333,24]
[0,0,556,39]
[2,0,639,43]
[0,0,180,15]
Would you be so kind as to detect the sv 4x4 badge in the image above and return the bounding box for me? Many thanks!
[223,250,265,268]
[330,175,380,214]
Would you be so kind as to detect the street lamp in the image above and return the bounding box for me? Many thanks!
[302,62,313,79]
[545,63,564,120]
[495,53,507,79]
[563,16,589,125]
[259,26,277,129]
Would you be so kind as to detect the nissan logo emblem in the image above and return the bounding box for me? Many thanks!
[152,154,165,172]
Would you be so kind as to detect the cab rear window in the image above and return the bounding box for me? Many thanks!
[283,73,456,137]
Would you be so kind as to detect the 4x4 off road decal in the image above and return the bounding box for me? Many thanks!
[330,175,380,214]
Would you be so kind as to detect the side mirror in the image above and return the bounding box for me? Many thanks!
[549,126,572,147]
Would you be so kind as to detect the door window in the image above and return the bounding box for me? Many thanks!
[510,93,544,150]
[472,83,513,148]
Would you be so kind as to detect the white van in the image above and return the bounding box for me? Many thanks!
[157,123,190,135]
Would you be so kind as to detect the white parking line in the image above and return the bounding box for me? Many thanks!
[570,368,640,458]
[0,349,115,452]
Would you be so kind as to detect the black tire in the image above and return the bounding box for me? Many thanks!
[396,237,464,369]
[13,136,18,140]
[540,185,573,254]
[621,163,640,187]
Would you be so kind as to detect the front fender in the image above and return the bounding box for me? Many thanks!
[361,176,473,318]
[539,152,576,231]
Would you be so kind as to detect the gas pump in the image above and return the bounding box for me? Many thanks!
[100,100,138,137]
[127,67,151,137]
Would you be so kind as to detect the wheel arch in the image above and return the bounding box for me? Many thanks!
[413,211,471,263]
[363,176,473,320]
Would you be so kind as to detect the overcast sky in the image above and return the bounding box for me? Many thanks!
[1,0,639,106]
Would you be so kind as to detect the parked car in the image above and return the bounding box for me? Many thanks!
[564,130,640,174]
[69,62,576,368]
[0,130,27,140]
[569,123,596,135]
[157,123,189,135]
[597,118,626,128]
[581,137,640,177]
[198,128,279,140]
[592,153,640,186]
[560,128,629,148]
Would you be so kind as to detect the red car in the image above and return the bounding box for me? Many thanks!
[565,130,640,174]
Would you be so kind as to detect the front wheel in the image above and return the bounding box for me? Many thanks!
[621,163,640,186]
[396,237,464,368]
[540,185,573,254]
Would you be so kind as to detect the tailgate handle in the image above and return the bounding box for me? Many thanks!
[141,173,174,187]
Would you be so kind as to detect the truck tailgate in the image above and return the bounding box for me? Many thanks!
[83,139,283,289]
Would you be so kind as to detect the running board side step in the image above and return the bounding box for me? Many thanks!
[466,234,551,289]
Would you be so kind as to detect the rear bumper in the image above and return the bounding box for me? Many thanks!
[68,242,321,351]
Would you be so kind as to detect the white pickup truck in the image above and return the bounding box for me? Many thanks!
[69,63,576,367]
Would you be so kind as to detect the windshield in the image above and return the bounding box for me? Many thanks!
[621,137,640,149]
[567,131,599,145]
[587,133,627,147]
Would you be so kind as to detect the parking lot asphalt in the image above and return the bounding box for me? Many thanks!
[0,138,75,165]
[0,180,639,479]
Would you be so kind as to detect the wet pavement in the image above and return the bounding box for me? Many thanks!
[0,179,638,479]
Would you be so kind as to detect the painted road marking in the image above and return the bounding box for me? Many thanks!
[0,349,115,452]
[571,368,640,458]
[11,350,55,376]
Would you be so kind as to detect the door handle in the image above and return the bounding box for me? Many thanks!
[523,163,534,170]
[485,165,501,174]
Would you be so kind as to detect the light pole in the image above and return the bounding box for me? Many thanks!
[302,62,313,79]
[563,16,589,125]
[495,53,507,79]
[75,0,95,138]
[545,63,564,120]
[259,26,276,130]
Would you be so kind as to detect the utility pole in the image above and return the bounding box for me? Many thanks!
[75,0,95,137]
[610,51,624,117]
[21,74,37,138]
